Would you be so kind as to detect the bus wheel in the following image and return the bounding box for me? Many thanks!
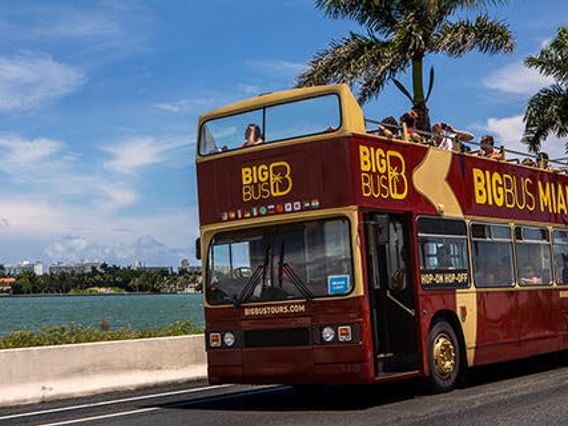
[427,320,461,393]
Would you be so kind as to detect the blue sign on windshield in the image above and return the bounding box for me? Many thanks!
[328,275,350,295]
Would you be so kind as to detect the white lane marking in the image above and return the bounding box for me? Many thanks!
[165,385,287,408]
[35,386,285,426]
[0,384,232,421]
[36,407,160,426]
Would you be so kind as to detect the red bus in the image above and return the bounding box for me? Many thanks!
[195,84,568,391]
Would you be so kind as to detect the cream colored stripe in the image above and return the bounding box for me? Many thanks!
[455,290,477,366]
[412,148,462,216]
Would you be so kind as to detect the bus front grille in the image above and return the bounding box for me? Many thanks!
[244,328,311,348]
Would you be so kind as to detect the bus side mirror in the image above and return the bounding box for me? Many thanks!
[195,238,201,260]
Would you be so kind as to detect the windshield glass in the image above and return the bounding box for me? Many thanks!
[206,218,353,305]
[199,94,341,156]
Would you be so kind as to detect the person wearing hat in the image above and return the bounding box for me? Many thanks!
[431,122,474,151]
[478,135,504,160]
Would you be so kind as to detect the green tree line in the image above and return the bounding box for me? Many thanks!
[2,263,201,295]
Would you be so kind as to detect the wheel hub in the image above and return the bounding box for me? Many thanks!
[433,333,456,377]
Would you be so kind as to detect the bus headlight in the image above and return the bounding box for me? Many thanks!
[223,332,236,347]
[322,326,335,343]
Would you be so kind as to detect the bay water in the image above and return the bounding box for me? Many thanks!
[0,294,205,337]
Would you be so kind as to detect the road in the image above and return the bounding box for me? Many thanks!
[1,354,568,426]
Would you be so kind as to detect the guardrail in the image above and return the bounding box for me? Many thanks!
[0,334,207,407]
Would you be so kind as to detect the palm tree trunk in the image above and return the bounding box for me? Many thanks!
[411,56,431,131]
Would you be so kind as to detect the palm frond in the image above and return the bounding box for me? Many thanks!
[433,15,514,57]
[425,66,435,101]
[296,32,409,103]
[522,84,568,152]
[525,27,568,84]
[314,0,401,36]
[392,78,414,102]
[357,52,411,104]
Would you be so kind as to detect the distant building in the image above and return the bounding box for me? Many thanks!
[0,277,16,294]
[4,261,44,276]
[49,262,103,274]
[130,262,173,274]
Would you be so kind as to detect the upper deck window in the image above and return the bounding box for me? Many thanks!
[199,94,341,156]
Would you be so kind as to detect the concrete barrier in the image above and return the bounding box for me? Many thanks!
[0,334,207,407]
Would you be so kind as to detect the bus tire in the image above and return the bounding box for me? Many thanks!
[427,319,461,393]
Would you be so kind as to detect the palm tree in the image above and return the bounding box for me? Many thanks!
[523,27,568,152]
[297,0,514,130]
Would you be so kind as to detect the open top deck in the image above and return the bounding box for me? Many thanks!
[196,84,568,228]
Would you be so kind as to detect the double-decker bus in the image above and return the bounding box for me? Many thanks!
[195,84,568,391]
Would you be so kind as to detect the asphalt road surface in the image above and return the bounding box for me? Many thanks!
[2,354,568,426]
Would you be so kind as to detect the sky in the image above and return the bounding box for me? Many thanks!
[0,0,566,268]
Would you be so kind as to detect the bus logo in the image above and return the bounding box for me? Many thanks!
[241,161,293,202]
[359,145,408,200]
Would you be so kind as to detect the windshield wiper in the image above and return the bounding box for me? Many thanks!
[234,265,264,308]
[280,263,315,303]
[234,245,271,308]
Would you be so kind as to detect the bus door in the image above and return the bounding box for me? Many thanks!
[365,213,418,375]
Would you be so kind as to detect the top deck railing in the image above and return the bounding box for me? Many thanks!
[364,118,568,173]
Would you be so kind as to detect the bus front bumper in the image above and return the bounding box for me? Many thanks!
[207,344,373,385]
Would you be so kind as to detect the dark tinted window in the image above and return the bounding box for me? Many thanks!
[418,218,469,289]
[553,229,568,285]
[471,223,514,288]
[515,226,552,286]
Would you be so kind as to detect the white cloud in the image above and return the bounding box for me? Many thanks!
[541,37,552,48]
[0,200,66,234]
[0,135,63,169]
[32,9,121,39]
[155,101,188,113]
[0,53,85,112]
[246,59,305,78]
[103,136,186,174]
[483,62,554,96]
[154,98,219,114]
[485,114,565,159]
[96,185,138,211]
[237,83,263,95]
[43,234,191,266]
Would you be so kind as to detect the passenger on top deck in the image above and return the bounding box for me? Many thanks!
[431,122,474,151]
[400,112,424,144]
[241,123,263,148]
[377,116,398,138]
[522,158,537,167]
[537,152,550,169]
[478,135,504,160]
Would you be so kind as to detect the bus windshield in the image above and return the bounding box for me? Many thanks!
[199,94,341,156]
[206,218,353,306]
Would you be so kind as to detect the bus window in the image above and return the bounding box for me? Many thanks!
[553,229,568,285]
[515,227,552,286]
[206,218,353,305]
[417,218,469,289]
[471,223,515,288]
[200,109,263,155]
[265,95,340,142]
[198,94,341,156]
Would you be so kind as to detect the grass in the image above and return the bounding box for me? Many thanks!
[0,320,203,350]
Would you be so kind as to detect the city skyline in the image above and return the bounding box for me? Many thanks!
[0,1,567,265]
